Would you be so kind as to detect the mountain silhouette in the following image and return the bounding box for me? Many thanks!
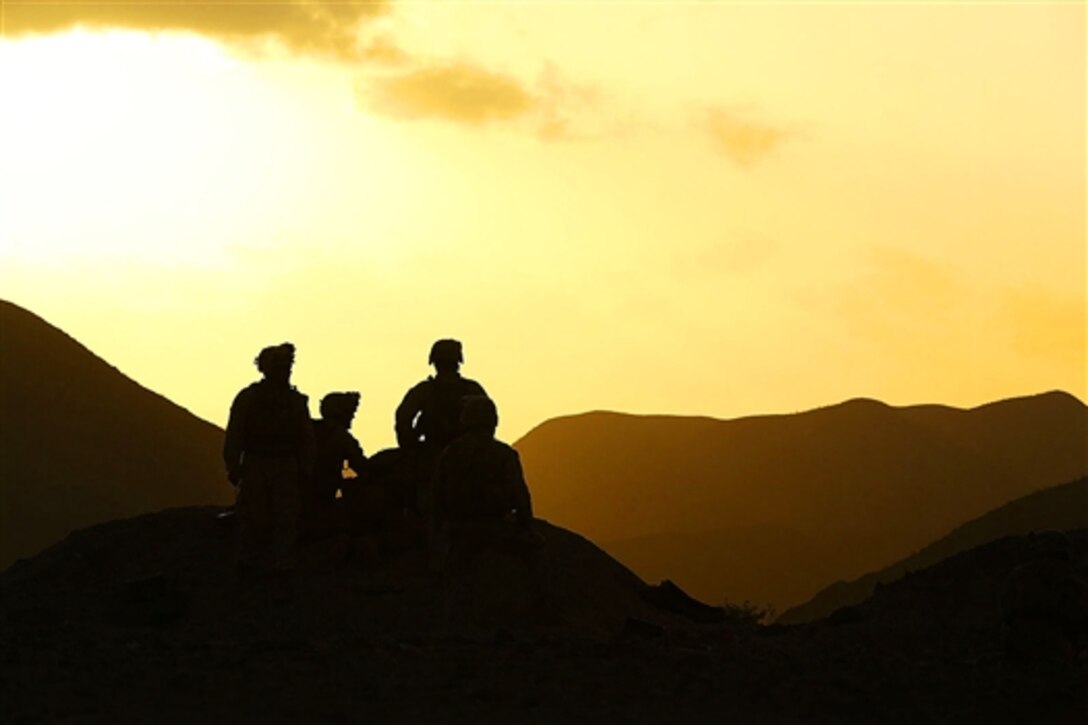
[0,300,231,567]
[515,394,1088,610]
[778,475,1088,624]
[2,506,1083,722]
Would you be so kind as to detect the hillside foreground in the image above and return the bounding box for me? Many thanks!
[2,508,1085,723]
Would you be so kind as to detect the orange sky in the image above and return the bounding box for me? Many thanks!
[1,2,1084,450]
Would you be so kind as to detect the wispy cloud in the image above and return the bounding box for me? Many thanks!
[359,33,412,66]
[5,0,390,59]
[358,54,605,139]
[8,2,793,152]
[362,61,534,124]
[700,106,794,168]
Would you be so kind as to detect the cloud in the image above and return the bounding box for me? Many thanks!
[363,61,535,124]
[700,106,793,168]
[5,0,390,59]
[359,57,606,138]
[360,34,412,67]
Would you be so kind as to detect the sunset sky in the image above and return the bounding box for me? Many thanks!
[1,1,1084,451]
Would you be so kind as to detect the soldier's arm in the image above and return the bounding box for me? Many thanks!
[343,433,368,480]
[507,448,533,524]
[222,388,251,485]
[394,383,425,448]
[290,391,315,482]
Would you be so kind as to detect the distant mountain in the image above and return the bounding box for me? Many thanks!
[515,393,1088,609]
[777,475,1088,624]
[0,300,231,568]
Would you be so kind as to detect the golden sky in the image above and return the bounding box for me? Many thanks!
[1,1,1084,451]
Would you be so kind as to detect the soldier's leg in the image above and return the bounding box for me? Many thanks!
[268,457,301,574]
[237,458,273,575]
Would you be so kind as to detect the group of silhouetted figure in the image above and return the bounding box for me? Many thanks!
[223,339,538,600]
[220,338,1088,680]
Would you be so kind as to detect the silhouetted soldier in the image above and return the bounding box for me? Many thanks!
[395,339,486,510]
[301,392,368,542]
[430,395,536,570]
[1001,530,1088,668]
[396,339,487,451]
[223,343,314,593]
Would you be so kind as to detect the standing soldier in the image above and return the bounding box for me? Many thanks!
[224,343,314,594]
[394,339,486,511]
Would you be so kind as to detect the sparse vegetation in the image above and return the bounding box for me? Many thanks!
[721,598,776,627]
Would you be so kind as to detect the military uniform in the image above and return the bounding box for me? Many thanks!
[433,432,532,526]
[431,429,535,570]
[224,379,314,573]
[311,419,367,505]
[395,374,487,453]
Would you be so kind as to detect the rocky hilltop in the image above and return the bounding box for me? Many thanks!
[2,508,1084,723]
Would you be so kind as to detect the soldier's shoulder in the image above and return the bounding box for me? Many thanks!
[232,382,262,404]
[405,377,435,396]
[488,438,518,458]
[461,377,486,393]
[336,426,362,448]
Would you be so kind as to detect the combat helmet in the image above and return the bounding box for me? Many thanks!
[255,343,295,374]
[320,391,361,425]
[429,339,463,366]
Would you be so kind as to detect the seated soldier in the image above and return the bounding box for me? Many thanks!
[429,395,536,571]
[301,392,368,541]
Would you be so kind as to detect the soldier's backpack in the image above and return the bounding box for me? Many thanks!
[417,377,473,448]
[243,383,309,454]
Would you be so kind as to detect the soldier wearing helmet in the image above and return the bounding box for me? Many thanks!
[394,340,487,496]
[1000,529,1088,667]
[223,343,315,589]
[300,391,369,541]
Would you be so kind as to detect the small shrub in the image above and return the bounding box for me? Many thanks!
[721,599,776,626]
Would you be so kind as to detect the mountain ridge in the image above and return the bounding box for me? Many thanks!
[0,299,231,568]
[515,390,1087,609]
[778,475,1088,624]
